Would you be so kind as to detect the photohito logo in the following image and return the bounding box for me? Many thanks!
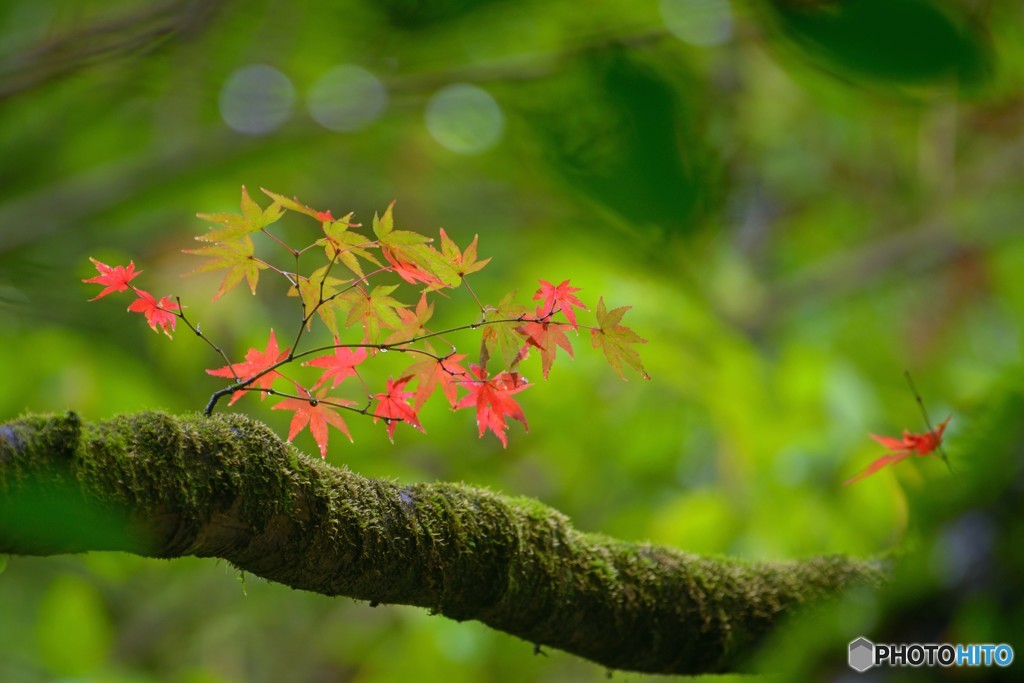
[848,637,1014,672]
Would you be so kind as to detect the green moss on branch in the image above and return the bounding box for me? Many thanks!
[0,411,885,675]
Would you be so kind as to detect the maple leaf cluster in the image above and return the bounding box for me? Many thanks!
[85,186,650,459]
[82,257,178,337]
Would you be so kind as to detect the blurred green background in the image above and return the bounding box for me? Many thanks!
[1,0,1022,680]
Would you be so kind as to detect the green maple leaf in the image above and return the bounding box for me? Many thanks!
[481,290,529,370]
[439,228,490,278]
[289,265,351,337]
[341,284,407,343]
[184,235,267,300]
[320,220,381,280]
[195,185,283,244]
[260,188,332,220]
[590,297,650,380]
[373,202,459,288]
[385,293,434,346]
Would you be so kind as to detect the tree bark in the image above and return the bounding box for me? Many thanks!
[0,411,885,675]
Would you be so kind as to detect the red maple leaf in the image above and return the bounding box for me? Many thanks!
[382,247,447,291]
[126,289,179,338]
[206,329,290,404]
[533,279,587,330]
[843,416,952,486]
[517,306,574,379]
[454,364,529,448]
[316,210,334,222]
[401,352,468,409]
[305,342,368,390]
[272,390,354,459]
[83,258,141,300]
[373,376,424,442]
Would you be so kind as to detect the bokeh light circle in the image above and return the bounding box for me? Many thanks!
[218,64,295,135]
[307,65,388,132]
[424,83,504,155]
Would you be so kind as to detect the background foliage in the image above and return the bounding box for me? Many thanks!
[1,0,1021,680]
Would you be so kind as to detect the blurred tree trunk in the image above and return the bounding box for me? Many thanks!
[0,0,225,102]
[0,410,884,675]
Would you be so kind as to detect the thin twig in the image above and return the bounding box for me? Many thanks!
[904,370,954,474]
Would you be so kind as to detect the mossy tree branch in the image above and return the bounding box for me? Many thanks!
[0,411,885,675]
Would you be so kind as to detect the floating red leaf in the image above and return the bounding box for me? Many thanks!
[844,415,952,485]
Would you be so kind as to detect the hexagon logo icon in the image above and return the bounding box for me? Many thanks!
[849,637,875,672]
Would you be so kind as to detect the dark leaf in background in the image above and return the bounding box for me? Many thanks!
[369,0,506,28]
[523,47,716,240]
[766,0,994,89]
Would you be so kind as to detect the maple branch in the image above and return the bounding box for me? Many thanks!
[202,313,547,417]
[318,264,389,308]
[0,411,886,676]
[251,387,394,422]
[251,256,297,287]
[202,264,392,416]
[174,296,239,381]
[288,258,317,358]
[904,370,955,474]
[260,227,299,259]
